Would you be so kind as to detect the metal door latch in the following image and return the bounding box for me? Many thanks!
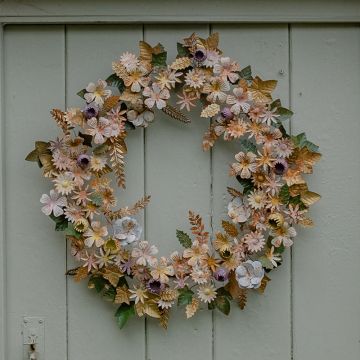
[22,317,45,360]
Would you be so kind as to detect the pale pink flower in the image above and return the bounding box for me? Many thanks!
[119,52,139,72]
[203,50,220,67]
[226,87,251,114]
[259,108,280,126]
[184,69,206,89]
[271,222,296,248]
[81,251,98,272]
[132,241,158,266]
[176,91,197,111]
[244,231,265,253]
[150,257,175,284]
[40,190,67,217]
[143,83,170,110]
[232,151,257,179]
[86,117,112,144]
[203,77,230,103]
[213,57,240,83]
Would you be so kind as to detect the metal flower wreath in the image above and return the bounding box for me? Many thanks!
[26,33,321,329]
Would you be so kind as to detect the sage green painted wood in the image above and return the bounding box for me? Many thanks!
[0,0,359,23]
[65,25,146,359]
[0,24,6,360]
[291,25,360,360]
[211,24,292,360]
[3,25,67,359]
[144,24,213,360]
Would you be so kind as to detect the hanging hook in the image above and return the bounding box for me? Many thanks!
[28,344,37,360]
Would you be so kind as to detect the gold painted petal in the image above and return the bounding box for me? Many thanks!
[301,191,321,206]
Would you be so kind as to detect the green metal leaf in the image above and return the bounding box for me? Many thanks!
[238,65,252,80]
[176,230,192,248]
[177,287,194,306]
[90,192,103,207]
[77,89,86,99]
[152,51,167,67]
[215,295,231,315]
[239,138,257,153]
[291,133,319,152]
[177,42,190,57]
[277,107,293,121]
[115,303,135,329]
[236,176,254,195]
[279,184,290,204]
[106,73,125,94]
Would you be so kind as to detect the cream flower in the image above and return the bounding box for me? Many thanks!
[53,172,75,195]
[150,257,175,284]
[119,52,139,72]
[259,108,280,126]
[143,83,170,110]
[90,155,107,171]
[83,221,108,248]
[265,246,282,268]
[40,190,67,217]
[248,190,267,210]
[226,87,251,114]
[127,109,154,128]
[271,222,296,248]
[232,151,257,179]
[203,77,230,103]
[197,284,217,303]
[84,79,111,106]
[185,69,206,89]
[129,286,148,304]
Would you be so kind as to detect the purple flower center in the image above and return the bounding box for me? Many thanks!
[274,159,288,175]
[146,279,163,294]
[221,107,234,120]
[77,154,90,168]
[214,268,229,282]
[194,49,207,62]
[83,104,98,119]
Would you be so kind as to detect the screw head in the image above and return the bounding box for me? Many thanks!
[39,319,43,324]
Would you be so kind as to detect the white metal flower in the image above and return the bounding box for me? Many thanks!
[40,189,67,217]
[235,260,264,289]
[113,216,142,245]
[84,79,111,106]
[227,197,251,223]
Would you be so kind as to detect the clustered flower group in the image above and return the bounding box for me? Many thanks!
[26,33,321,329]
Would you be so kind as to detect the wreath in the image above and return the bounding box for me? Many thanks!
[26,32,321,329]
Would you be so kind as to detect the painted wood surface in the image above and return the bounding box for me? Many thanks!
[1,23,359,360]
[0,0,359,23]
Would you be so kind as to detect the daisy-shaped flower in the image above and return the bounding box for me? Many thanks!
[248,105,266,123]
[132,241,158,266]
[213,57,240,83]
[83,221,108,248]
[273,138,294,158]
[235,260,264,289]
[227,197,251,223]
[119,52,139,72]
[284,204,306,224]
[95,248,116,268]
[90,155,107,172]
[129,286,148,304]
[176,91,197,111]
[40,189,67,217]
[184,69,206,89]
[244,231,265,253]
[259,107,280,126]
[113,216,142,245]
[264,174,282,196]
[232,151,257,179]
[72,186,92,206]
[86,117,112,144]
[190,265,211,284]
[203,77,230,103]
[226,118,248,139]
[226,87,251,114]
[52,151,72,171]
[265,246,282,268]
[64,202,84,223]
[84,79,111,106]
[248,190,267,210]
[81,251,98,272]
[53,172,75,195]
[271,222,296,248]
[155,67,182,90]
[150,257,175,284]
[143,83,170,110]
[197,284,217,303]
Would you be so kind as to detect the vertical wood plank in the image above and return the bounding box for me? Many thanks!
[144,24,213,360]
[4,25,67,359]
[65,25,146,360]
[0,24,6,360]
[291,25,360,360]
[211,24,291,360]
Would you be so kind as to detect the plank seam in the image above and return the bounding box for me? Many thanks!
[0,23,7,360]
[288,23,294,360]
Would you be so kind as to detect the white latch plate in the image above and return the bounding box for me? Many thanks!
[22,316,45,359]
